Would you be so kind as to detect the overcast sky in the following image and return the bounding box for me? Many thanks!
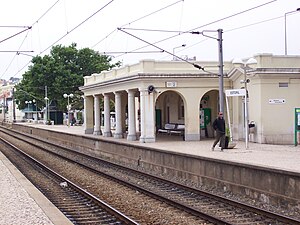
[0,0,299,80]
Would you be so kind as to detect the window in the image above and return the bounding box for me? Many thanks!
[279,82,288,87]
[178,97,184,119]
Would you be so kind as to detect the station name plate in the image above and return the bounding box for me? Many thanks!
[165,81,177,87]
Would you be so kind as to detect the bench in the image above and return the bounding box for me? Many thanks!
[169,124,185,136]
[158,123,185,136]
[157,123,176,134]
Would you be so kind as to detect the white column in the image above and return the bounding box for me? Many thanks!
[184,97,200,141]
[103,94,112,137]
[114,92,123,138]
[93,95,101,135]
[139,88,155,143]
[127,90,137,141]
[83,96,94,134]
[83,97,87,131]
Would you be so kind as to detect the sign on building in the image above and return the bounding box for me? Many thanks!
[225,89,246,97]
[269,99,286,104]
[295,108,300,146]
[165,81,177,88]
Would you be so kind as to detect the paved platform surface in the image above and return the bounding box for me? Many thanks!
[27,123,300,173]
[0,142,73,224]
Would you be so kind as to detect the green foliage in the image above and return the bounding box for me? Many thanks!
[15,43,121,112]
[226,127,230,137]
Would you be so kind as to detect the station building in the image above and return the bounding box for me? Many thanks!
[80,54,300,145]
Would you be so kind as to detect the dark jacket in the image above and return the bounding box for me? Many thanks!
[213,117,225,134]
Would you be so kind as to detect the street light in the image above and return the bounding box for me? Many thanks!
[172,44,186,60]
[284,8,300,55]
[63,93,74,127]
[25,100,32,119]
[0,103,5,122]
[232,57,257,149]
[44,97,49,123]
[32,99,38,123]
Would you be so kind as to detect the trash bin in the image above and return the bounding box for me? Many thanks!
[249,121,255,133]
[225,136,229,149]
[219,136,229,149]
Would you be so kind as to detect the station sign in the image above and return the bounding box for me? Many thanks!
[165,81,177,87]
[225,89,246,97]
[269,99,286,104]
[295,108,300,146]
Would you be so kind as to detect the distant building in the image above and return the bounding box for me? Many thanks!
[0,78,24,122]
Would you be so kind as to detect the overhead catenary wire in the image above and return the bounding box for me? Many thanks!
[189,0,277,32]
[39,0,114,55]
[115,27,187,34]
[2,0,285,79]
[225,14,283,33]
[155,14,289,62]
[32,0,61,26]
[118,27,221,75]
[116,5,284,52]
[116,1,281,73]
[10,0,115,79]
[117,28,204,71]
[0,27,32,45]
[1,29,32,79]
[101,50,164,54]
[0,51,34,53]
[0,26,30,28]
[1,0,61,79]
[166,14,288,58]
[7,0,181,78]
[112,0,278,59]
[92,0,184,48]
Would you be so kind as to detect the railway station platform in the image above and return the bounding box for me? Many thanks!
[1,122,300,224]
[26,123,300,173]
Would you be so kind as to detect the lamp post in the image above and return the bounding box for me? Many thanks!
[32,99,38,123]
[25,100,32,119]
[1,103,4,122]
[284,8,300,55]
[63,93,74,127]
[232,57,257,149]
[12,88,16,122]
[172,44,186,60]
[44,97,49,123]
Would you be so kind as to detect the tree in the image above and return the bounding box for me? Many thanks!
[14,43,120,112]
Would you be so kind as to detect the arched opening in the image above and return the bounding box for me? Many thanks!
[199,90,219,139]
[155,90,185,140]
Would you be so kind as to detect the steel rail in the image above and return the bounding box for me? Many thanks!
[2,126,300,224]
[0,136,139,225]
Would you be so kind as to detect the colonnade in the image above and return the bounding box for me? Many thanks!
[84,88,156,143]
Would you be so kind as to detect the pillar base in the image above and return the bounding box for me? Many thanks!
[127,134,137,141]
[184,133,199,141]
[114,133,123,139]
[103,131,112,137]
[85,128,94,134]
[93,130,102,135]
[139,136,155,143]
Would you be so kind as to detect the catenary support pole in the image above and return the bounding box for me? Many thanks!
[218,29,224,113]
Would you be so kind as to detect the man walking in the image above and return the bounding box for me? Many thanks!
[212,112,226,151]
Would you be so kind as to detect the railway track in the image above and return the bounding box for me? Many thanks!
[1,126,300,224]
[0,137,139,225]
